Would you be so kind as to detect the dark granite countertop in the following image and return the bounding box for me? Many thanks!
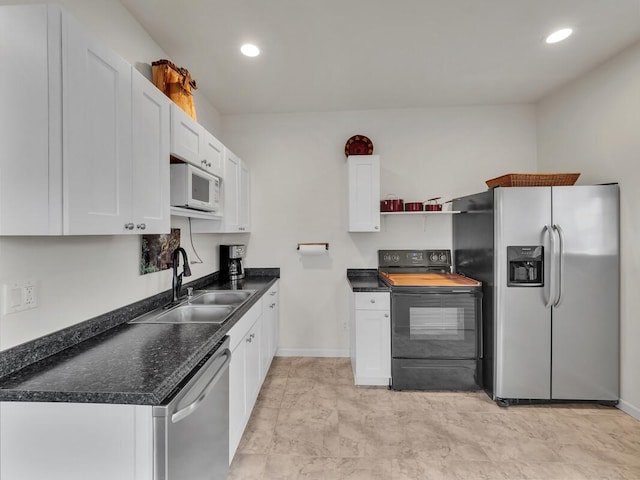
[347,269,390,292]
[0,270,279,405]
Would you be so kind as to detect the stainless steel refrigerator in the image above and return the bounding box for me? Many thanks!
[453,185,619,406]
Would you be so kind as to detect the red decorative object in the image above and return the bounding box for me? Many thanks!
[345,135,374,157]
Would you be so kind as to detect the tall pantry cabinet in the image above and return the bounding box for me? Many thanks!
[0,5,170,236]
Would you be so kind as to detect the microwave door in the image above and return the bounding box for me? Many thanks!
[190,170,211,208]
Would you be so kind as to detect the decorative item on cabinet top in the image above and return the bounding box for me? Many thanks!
[152,59,198,120]
[485,172,580,188]
[345,135,373,157]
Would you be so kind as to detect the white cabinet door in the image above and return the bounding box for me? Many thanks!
[348,155,380,232]
[351,291,391,386]
[222,149,241,231]
[201,129,224,178]
[170,104,202,166]
[170,104,224,178]
[354,309,391,384]
[62,11,133,234]
[0,5,62,235]
[260,302,272,379]
[239,159,251,232]
[131,69,170,234]
[265,281,280,359]
[0,402,153,480]
[229,337,247,463]
[245,319,262,408]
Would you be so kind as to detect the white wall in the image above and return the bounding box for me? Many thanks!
[222,106,537,355]
[537,41,640,418]
[0,1,223,350]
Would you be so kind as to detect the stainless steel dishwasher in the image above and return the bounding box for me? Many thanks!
[153,337,231,480]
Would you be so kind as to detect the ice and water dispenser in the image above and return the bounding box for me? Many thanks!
[507,246,543,287]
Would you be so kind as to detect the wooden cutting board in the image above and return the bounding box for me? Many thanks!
[380,272,481,287]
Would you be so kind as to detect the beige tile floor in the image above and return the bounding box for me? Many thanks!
[229,357,640,479]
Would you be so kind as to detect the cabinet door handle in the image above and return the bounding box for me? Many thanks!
[136,223,146,230]
[124,223,134,230]
[269,303,276,308]
[207,162,212,167]
[270,291,277,296]
[384,313,389,318]
[375,226,379,230]
[370,299,376,304]
[246,336,252,343]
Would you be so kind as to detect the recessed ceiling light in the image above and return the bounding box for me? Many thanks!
[240,44,260,57]
[545,28,573,44]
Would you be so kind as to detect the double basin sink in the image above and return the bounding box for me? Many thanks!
[129,290,256,325]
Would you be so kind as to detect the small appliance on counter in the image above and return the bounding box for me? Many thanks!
[220,244,246,282]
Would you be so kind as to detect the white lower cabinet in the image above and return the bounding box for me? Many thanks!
[350,291,391,386]
[228,284,279,464]
[260,281,280,377]
[0,402,153,480]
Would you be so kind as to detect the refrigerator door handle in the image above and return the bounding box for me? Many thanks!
[543,224,556,308]
[552,224,564,308]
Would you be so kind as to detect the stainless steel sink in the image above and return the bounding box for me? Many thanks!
[190,290,255,306]
[130,305,233,324]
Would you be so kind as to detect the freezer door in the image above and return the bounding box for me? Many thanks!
[495,187,552,400]
[551,185,619,401]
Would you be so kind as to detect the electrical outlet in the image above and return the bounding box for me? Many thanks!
[24,282,37,308]
[3,280,37,314]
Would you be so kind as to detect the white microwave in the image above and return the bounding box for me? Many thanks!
[170,164,221,212]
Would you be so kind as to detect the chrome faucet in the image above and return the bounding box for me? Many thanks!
[171,247,192,303]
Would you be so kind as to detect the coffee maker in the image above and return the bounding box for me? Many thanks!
[220,244,246,282]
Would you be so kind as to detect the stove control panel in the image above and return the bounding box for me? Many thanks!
[378,249,451,269]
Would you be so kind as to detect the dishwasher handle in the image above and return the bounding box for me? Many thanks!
[171,348,231,424]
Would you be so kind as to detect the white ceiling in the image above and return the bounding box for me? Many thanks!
[120,0,640,115]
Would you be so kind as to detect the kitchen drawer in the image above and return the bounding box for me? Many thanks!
[354,292,390,311]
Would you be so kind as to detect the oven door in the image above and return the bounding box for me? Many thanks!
[391,290,481,360]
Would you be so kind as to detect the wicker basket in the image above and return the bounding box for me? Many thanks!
[151,59,198,120]
[486,173,580,188]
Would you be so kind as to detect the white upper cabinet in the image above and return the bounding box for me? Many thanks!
[0,5,62,235]
[131,69,171,234]
[62,11,133,234]
[348,155,380,232]
[201,129,224,178]
[191,148,251,233]
[224,150,251,233]
[0,5,171,235]
[170,104,224,179]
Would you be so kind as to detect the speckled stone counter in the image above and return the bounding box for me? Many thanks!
[347,269,390,292]
[0,269,279,405]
